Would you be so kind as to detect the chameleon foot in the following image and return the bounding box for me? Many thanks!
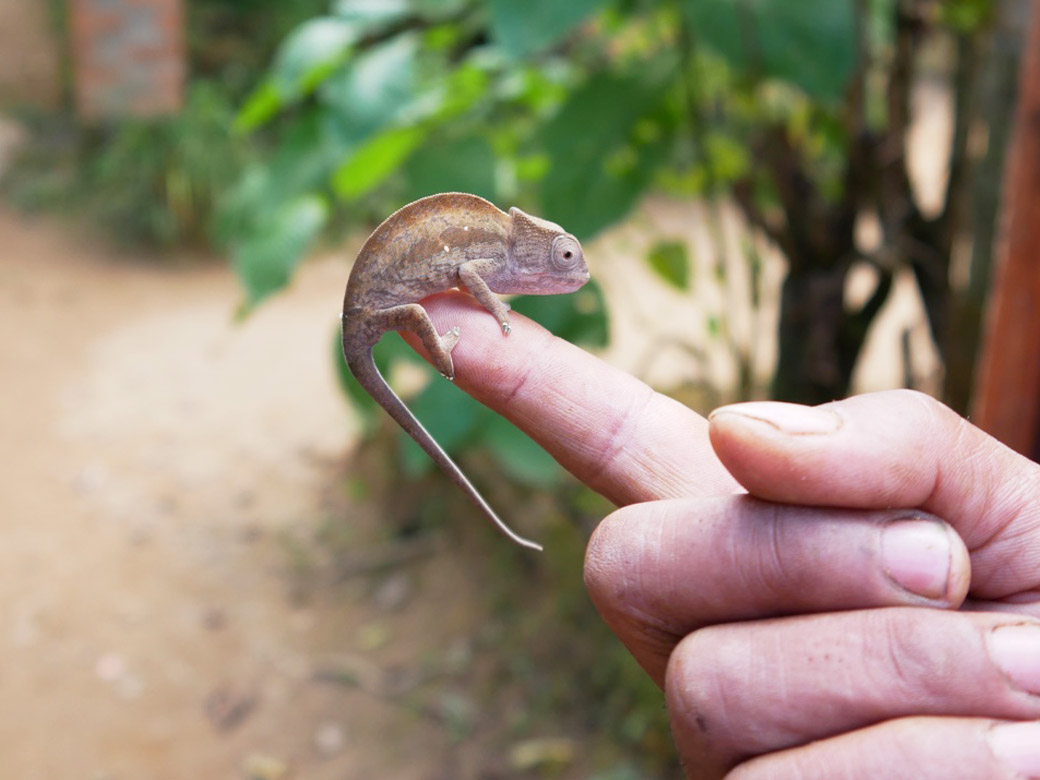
[441,326,461,352]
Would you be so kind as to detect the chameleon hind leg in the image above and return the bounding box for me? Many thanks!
[372,304,460,379]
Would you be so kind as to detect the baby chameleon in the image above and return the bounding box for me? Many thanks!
[341,192,590,551]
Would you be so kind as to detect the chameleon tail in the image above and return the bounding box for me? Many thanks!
[346,348,543,552]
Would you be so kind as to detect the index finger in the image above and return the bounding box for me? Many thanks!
[411,292,741,504]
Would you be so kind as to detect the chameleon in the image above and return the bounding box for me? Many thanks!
[340,192,590,551]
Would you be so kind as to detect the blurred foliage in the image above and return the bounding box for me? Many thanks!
[187,0,332,96]
[0,0,1008,403]
[2,82,249,247]
[0,1,327,248]
[232,0,1005,409]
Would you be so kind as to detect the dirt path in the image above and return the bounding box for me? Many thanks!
[0,207,502,779]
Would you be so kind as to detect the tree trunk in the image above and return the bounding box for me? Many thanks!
[942,0,1027,413]
[972,0,1040,462]
[771,260,857,404]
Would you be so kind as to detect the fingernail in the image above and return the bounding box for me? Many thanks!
[880,519,952,600]
[989,722,1040,778]
[709,402,841,435]
[989,624,1040,695]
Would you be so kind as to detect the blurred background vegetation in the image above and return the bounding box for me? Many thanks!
[0,0,1024,776]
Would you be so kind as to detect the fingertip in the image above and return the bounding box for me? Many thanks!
[584,503,679,686]
[707,402,838,502]
[709,402,844,436]
[706,392,940,507]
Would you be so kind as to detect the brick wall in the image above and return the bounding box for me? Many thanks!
[69,0,185,119]
[0,0,62,107]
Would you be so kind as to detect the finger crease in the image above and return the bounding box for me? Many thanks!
[581,385,655,493]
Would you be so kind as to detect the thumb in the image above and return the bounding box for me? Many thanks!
[708,390,1040,604]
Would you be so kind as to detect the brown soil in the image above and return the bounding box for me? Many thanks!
[0,206,511,779]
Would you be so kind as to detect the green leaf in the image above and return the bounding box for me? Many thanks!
[232,195,328,306]
[335,0,471,20]
[431,61,493,121]
[234,81,283,133]
[235,17,361,131]
[684,0,856,101]
[539,71,671,239]
[704,131,751,183]
[398,375,481,475]
[219,110,346,248]
[274,17,360,94]
[373,330,428,373]
[485,0,612,58]
[320,33,420,144]
[332,125,427,199]
[940,0,994,32]
[482,416,562,487]
[646,241,690,290]
[400,135,497,203]
[510,279,608,347]
[333,0,411,25]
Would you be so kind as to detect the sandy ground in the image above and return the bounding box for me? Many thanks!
[0,206,525,779]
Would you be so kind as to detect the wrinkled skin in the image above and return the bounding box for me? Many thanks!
[407,292,1040,780]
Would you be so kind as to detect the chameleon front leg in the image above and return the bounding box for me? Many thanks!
[371,304,460,379]
[458,262,512,335]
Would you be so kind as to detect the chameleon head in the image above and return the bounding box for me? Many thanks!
[504,207,590,294]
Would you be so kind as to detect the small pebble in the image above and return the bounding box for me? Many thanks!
[508,737,576,772]
[242,752,288,780]
[204,684,257,732]
[94,653,126,682]
[371,573,412,611]
[314,721,346,756]
[201,606,227,631]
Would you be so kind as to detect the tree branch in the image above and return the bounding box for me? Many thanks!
[878,0,924,234]
[937,29,981,253]
[732,178,795,258]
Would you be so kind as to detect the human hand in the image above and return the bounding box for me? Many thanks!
[412,293,1040,779]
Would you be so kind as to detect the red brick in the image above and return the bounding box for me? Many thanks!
[69,0,185,120]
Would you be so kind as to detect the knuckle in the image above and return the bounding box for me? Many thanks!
[744,502,809,596]
[580,386,655,490]
[667,627,753,751]
[866,610,979,706]
[582,505,670,631]
[583,507,632,606]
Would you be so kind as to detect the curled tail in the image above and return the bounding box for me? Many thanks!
[345,345,543,552]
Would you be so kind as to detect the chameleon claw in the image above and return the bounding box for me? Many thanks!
[501,321,512,335]
[441,326,461,353]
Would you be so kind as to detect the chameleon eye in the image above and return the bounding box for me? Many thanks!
[551,235,583,270]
